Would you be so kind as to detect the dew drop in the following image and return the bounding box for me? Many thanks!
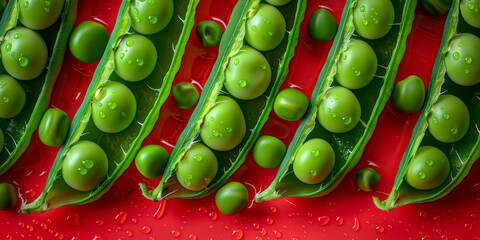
[136,59,144,66]
[343,55,347,60]
[198,206,207,214]
[238,79,247,87]
[273,230,282,238]
[153,200,167,219]
[443,113,450,120]
[465,56,472,64]
[171,230,181,238]
[459,42,464,47]
[3,97,9,103]
[83,159,94,169]
[469,3,475,9]
[261,65,266,70]
[451,127,458,135]
[354,70,361,76]
[24,1,29,8]
[233,59,240,66]
[336,217,344,226]
[194,154,203,162]
[267,218,274,225]
[184,180,191,186]
[5,43,11,51]
[10,51,15,57]
[148,0,155,5]
[260,228,267,236]
[209,212,218,221]
[188,234,197,240]
[14,33,21,39]
[465,223,473,232]
[432,116,438,125]
[186,174,193,180]
[252,26,257,32]
[96,220,104,226]
[425,159,433,167]
[373,18,379,24]
[268,31,273,36]
[18,56,29,67]
[142,226,151,234]
[360,5,366,12]
[264,19,270,24]
[352,217,360,232]
[25,189,36,198]
[232,229,244,240]
[375,225,385,233]
[126,231,133,237]
[453,52,460,60]
[45,0,51,6]
[99,111,106,119]
[418,171,426,179]
[209,116,214,122]
[465,69,470,74]
[132,7,139,15]
[310,170,317,177]
[108,102,117,110]
[135,16,140,22]
[270,206,277,213]
[342,116,352,125]
[419,210,428,219]
[149,16,158,24]
[126,58,132,64]
[212,130,219,137]
[362,19,369,25]
[311,149,319,156]
[66,212,80,226]
[115,211,127,225]
[44,7,50,12]
[77,167,87,175]
[121,112,127,117]
[126,40,134,47]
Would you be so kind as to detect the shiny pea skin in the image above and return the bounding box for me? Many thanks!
[317,86,361,133]
[1,27,48,80]
[245,3,286,52]
[19,0,65,30]
[200,96,246,151]
[293,138,335,184]
[196,20,223,47]
[421,0,452,16]
[460,0,480,28]
[129,0,174,35]
[253,135,286,169]
[427,94,470,143]
[38,108,70,147]
[62,140,108,191]
[69,21,109,63]
[215,182,249,216]
[392,75,426,113]
[264,0,292,6]
[225,46,271,100]
[114,34,157,82]
[308,9,337,42]
[135,145,169,179]
[353,0,395,40]
[172,82,200,109]
[0,182,16,210]
[444,33,480,86]
[356,168,381,192]
[273,88,309,121]
[0,75,26,119]
[405,146,450,190]
[176,143,218,191]
[336,40,377,89]
[92,81,137,133]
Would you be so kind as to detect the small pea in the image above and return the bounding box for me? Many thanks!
[0,75,26,119]
[196,20,223,47]
[356,168,381,192]
[427,94,470,143]
[336,40,377,89]
[172,82,200,109]
[69,21,109,63]
[176,143,218,191]
[317,86,361,133]
[253,135,286,169]
[308,8,338,42]
[19,0,64,30]
[264,0,292,6]
[114,34,157,82]
[245,3,286,52]
[392,75,426,113]
[444,33,480,86]
[293,138,335,184]
[405,146,450,190]
[129,0,174,35]
[460,0,480,28]
[38,108,70,147]
[135,145,169,179]
[353,0,395,40]
[215,182,249,216]
[0,182,17,210]
[273,88,309,121]
[421,0,452,16]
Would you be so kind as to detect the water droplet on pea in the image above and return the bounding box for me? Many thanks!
[443,113,450,120]
[342,116,352,125]
[425,159,433,167]
[120,53,125,59]
[418,171,426,179]
[310,170,317,177]
[373,18,379,24]
[226,127,232,133]
[374,11,379,16]
[149,16,158,24]
[45,0,51,6]
[186,174,193,180]
[219,133,224,137]
[465,57,472,64]
[14,33,21,39]
[453,52,460,60]
[23,1,29,8]
[135,16,140,22]
[194,154,203,162]
[136,58,144,66]
[121,112,126,117]
[252,26,257,32]
[3,97,9,103]
[465,69,470,74]
[261,65,266,70]
[18,57,29,67]
[451,127,458,135]
[234,59,239,66]
[10,51,15,57]
[268,31,273,36]
[83,160,94,169]
[148,0,154,5]
[99,111,106,119]
[132,7,139,15]
[360,6,366,12]
[212,130,219,137]
[126,40,134,47]
[238,79,247,88]
[209,116,214,121]
[362,19,369,25]
[78,167,87,175]
[264,19,270,24]
[354,70,361,76]
[184,180,191,186]
[97,102,102,107]
[476,7,479,13]
[469,3,474,9]
[343,55,347,60]
[205,121,210,126]
[108,102,117,110]
[126,58,132,64]
[44,7,50,13]
[458,42,464,47]
[432,116,438,125]
[311,149,319,156]
[5,43,12,51]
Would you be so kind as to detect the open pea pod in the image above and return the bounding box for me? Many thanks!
[374,1,480,211]
[21,0,199,213]
[0,0,78,175]
[255,0,417,202]
[141,0,307,200]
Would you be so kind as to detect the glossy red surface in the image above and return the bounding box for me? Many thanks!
[1,0,480,239]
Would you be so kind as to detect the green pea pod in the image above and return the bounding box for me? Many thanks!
[255,0,417,202]
[0,0,78,175]
[21,0,199,213]
[374,1,480,211]
[141,0,307,200]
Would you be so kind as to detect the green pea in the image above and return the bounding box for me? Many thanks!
[114,34,157,82]
[293,138,335,184]
[215,182,249,216]
[19,0,64,30]
[264,0,292,6]
[317,86,361,133]
[444,33,480,86]
[405,146,450,190]
[1,27,48,80]
[129,0,174,35]
[69,21,109,63]
[427,94,469,143]
[245,3,286,52]
[0,75,26,118]
[0,128,4,154]
[196,20,223,47]
[253,135,286,169]
[38,108,70,147]
[273,88,309,121]
[356,167,381,192]
[200,96,246,151]
[308,9,338,42]
[62,140,108,191]
[336,40,377,89]
[172,82,200,109]
[225,46,271,100]
[135,145,169,179]
[176,143,218,191]
[353,0,395,40]
[421,0,452,16]
[392,75,426,113]
[92,81,137,133]
[460,0,480,27]
[0,182,16,210]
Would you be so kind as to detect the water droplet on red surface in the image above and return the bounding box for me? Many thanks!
[273,230,282,238]
[115,211,127,225]
[434,215,442,222]
[198,206,207,214]
[255,237,262,240]
[96,220,104,226]
[253,223,260,230]
[447,209,454,214]
[26,224,34,232]
[36,236,43,240]
[40,223,47,230]
[6,235,12,240]
[126,230,133,237]
[468,182,480,194]
[318,215,330,226]
[470,213,478,219]
[260,228,267,236]
[352,217,360,232]
[267,218,274,225]
[336,217,344,226]
[131,218,138,224]
[66,211,80,226]
[376,225,385,233]
[171,230,181,238]
[93,235,105,240]
[209,212,218,221]
[188,234,197,240]
[54,232,64,240]
[270,206,277,213]
[419,210,428,219]
[18,222,25,228]
[307,212,313,217]
[142,226,151,234]
[422,236,432,240]
[154,200,167,219]
[465,223,473,231]
[232,229,244,240]
[440,235,448,240]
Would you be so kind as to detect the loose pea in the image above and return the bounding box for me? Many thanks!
[353,0,395,40]
[1,27,48,80]
[356,168,381,192]
[0,183,16,210]
[264,0,292,6]
[253,135,286,169]
[176,143,218,191]
[215,182,249,216]
[225,46,271,100]
[293,138,335,184]
[427,94,469,143]
[19,0,65,30]
[317,86,361,133]
[245,3,286,52]
[308,9,338,42]
[336,40,377,89]
[172,82,200,109]
[444,33,480,86]
[0,75,26,119]
[460,0,480,28]
[114,34,157,82]
[196,20,223,47]
[135,145,169,179]
[129,0,174,35]
[62,140,108,191]
[392,75,426,113]
[421,0,452,16]
[38,108,70,147]
[273,88,309,121]
[405,146,450,190]
[69,21,109,63]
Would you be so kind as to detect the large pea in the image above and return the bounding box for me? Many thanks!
[1,27,48,80]
[336,40,377,89]
[444,33,480,86]
[317,86,361,133]
[135,145,169,179]
[245,3,286,52]
[176,143,218,191]
[196,20,223,47]
[69,21,109,63]
[0,75,26,118]
[273,88,309,121]
[172,82,200,109]
[129,0,174,35]
[92,81,137,133]
[62,140,108,191]
[308,9,338,42]
[253,135,286,169]
[405,146,450,190]
[0,182,17,210]
[427,94,469,143]
[356,167,381,192]
[200,96,246,151]
[392,75,426,113]
[421,0,452,16]
[353,0,395,40]
[38,108,70,147]
[225,46,271,100]
[293,138,335,184]
[264,0,292,6]
[215,182,249,216]
[19,0,65,30]
[114,34,157,82]
[460,0,480,28]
